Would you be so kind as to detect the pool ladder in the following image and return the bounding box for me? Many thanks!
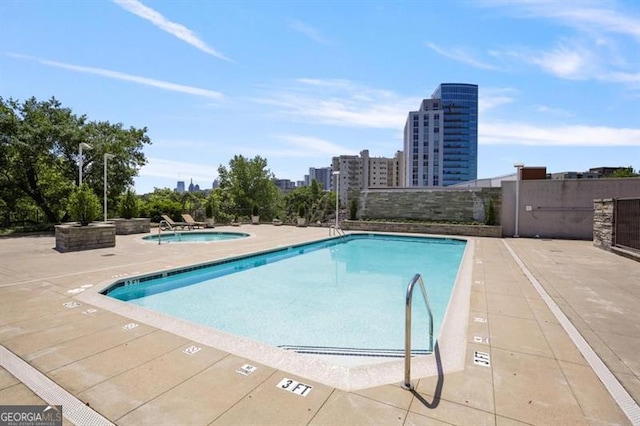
[158,220,181,244]
[329,224,345,237]
[402,273,434,391]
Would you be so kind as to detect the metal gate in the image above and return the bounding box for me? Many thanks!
[614,198,640,252]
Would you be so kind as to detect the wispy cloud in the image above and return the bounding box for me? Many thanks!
[290,20,329,44]
[479,87,517,112]
[480,0,640,41]
[275,134,356,156]
[113,0,232,61]
[426,42,498,70]
[535,105,575,118]
[480,121,640,146]
[7,53,224,99]
[526,42,593,80]
[251,78,416,129]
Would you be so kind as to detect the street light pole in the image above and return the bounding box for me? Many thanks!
[514,163,524,238]
[104,153,115,222]
[78,142,92,186]
[332,171,340,229]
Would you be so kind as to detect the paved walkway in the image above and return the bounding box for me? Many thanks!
[0,226,638,425]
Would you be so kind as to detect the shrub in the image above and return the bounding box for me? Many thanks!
[68,184,101,226]
[205,201,214,219]
[298,203,306,218]
[485,197,496,226]
[119,188,139,219]
[348,199,357,220]
[251,203,259,216]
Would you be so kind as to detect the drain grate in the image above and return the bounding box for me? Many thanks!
[0,345,114,426]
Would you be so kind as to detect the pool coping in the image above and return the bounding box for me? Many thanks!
[75,232,474,391]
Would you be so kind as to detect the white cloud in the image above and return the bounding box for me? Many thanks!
[479,87,517,112]
[426,42,498,70]
[290,20,329,44]
[251,79,417,129]
[275,134,357,156]
[535,105,575,118]
[7,53,224,100]
[480,121,640,146]
[113,0,232,61]
[528,43,592,80]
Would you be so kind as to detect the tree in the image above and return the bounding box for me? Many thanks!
[0,97,151,223]
[217,155,280,219]
[609,166,638,178]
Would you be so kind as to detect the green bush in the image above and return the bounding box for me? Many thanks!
[298,203,306,218]
[68,184,101,226]
[205,201,214,219]
[348,199,357,220]
[485,198,497,226]
[119,188,139,219]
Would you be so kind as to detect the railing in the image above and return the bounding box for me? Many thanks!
[329,224,345,237]
[614,198,640,252]
[158,220,178,245]
[402,273,434,391]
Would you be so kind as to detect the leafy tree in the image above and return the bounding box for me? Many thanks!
[118,188,139,219]
[0,97,150,223]
[68,184,101,225]
[348,199,358,220]
[217,155,279,220]
[609,166,638,178]
[140,188,182,222]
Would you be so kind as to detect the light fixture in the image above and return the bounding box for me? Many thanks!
[103,153,115,222]
[513,163,524,238]
[78,142,93,186]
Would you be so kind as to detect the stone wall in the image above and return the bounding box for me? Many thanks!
[357,187,502,224]
[593,199,614,249]
[55,223,116,252]
[342,220,502,237]
[112,218,150,235]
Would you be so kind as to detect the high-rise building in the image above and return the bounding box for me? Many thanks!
[404,83,478,186]
[331,150,398,206]
[308,167,332,190]
[176,181,185,193]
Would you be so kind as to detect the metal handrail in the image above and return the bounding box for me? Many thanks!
[401,273,434,391]
[329,224,345,237]
[158,220,174,245]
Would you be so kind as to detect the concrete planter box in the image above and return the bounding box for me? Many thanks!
[112,218,150,235]
[342,220,502,238]
[55,223,116,252]
[297,218,307,227]
[205,218,215,228]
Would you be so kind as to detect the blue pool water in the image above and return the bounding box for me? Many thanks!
[105,234,466,356]
[142,231,249,243]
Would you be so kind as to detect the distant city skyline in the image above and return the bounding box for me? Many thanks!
[2,1,637,194]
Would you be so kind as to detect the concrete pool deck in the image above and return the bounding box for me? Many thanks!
[1,225,638,425]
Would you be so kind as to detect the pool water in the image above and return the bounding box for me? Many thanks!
[106,234,466,356]
[142,231,249,243]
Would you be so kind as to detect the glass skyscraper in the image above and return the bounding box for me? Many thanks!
[404,83,478,186]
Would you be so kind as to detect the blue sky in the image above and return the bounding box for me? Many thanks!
[1,0,639,193]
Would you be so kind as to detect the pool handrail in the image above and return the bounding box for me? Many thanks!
[329,224,345,237]
[158,220,178,245]
[402,273,434,391]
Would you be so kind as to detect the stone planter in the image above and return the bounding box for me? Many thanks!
[341,220,502,238]
[297,217,307,227]
[111,218,150,235]
[205,218,215,228]
[55,222,116,252]
[251,215,260,224]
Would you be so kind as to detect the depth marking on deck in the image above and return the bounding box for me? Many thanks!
[473,316,487,323]
[474,336,489,345]
[62,301,80,309]
[82,308,98,315]
[276,378,313,397]
[473,351,491,367]
[503,240,640,424]
[236,364,257,376]
[182,345,201,355]
[122,323,139,330]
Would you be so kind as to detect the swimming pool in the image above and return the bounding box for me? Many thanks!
[105,234,465,358]
[142,231,249,243]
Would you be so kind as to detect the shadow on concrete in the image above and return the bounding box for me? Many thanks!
[410,342,444,409]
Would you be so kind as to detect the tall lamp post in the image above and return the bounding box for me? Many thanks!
[332,171,340,229]
[103,153,115,222]
[513,163,524,238]
[78,142,93,186]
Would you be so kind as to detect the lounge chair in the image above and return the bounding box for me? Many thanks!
[160,214,190,230]
[182,213,207,229]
